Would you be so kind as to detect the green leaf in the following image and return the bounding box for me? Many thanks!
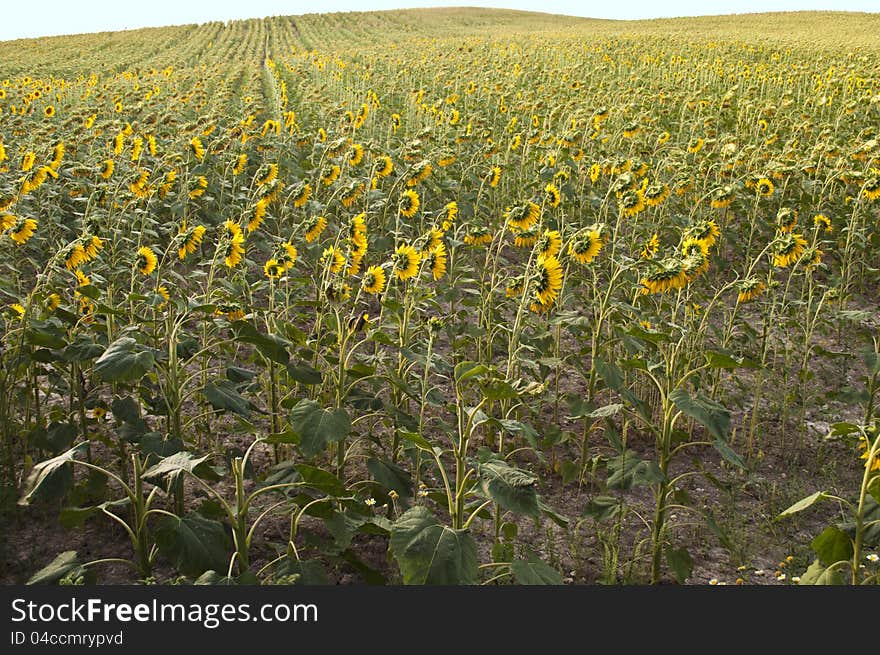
[289,400,350,458]
[594,357,650,419]
[480,379,518,401]
[478,459,540,517]
[665,545,694,584]
[142,451,221,491]
[705,350,760,369]
[607,450,664,490]
[798,559,845,585]
[204,380,252,416]
[273,558,329,585]
[155,512,232,577]
[294,464,346,496]
[59,499,130,529]
[27,551,82,585]
[669,389,730,441]
[232,321,290,364]
[94,337,155,382]
[18,442,89,505]
[811,526,853,566]
[26,320,67,349]
[582,495,622,522]
[777,491,829,519]
[286,362,322,385]
[367,457,413,501]
[511,557,564,585]
[390,506,478,585]
[712,438,747,470]
[454,361,488,384]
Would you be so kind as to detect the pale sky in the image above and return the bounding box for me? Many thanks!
[2,0,878,41]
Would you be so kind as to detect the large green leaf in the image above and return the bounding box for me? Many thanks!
[665,545,694,584]
[669,389,730,441]
[777,490,830,519]
[143,451,221,491]
[798,559,846,585]
[289,400,350,458]
[390,506,478,585]
[27,551,82,585]
[607,450,664,490]
[811,525,853,566]
[155,512,232,576]
[511,557,563,585]
[232,321,290,364]
[18,442,89,505]
[478,459,540,517]
[594,357,651,419]
[94,337,155,382]
[367,457,413,501]
[203,380,252,416]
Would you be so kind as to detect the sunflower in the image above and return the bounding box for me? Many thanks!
[304,215,328,242]
[325,280,351,304]
[391,113,401,132]
[505,201,540,231]
[619,190,646,218]
[756,177,775,198]
[622,122,641,138]
[486,165,502,188]
[21,151,36,172]
[530,255,563,312]
[440,201,458,232]
[438,153,457,167]
[737,278,767,303]
[291,181,311,208]
[264,258,284,279]
[775,207,798,233]
[178,222,206,260]
[374,156,394,180]
[640,258,689,294]
[348,143,365,167]
[407,161,432,187]
[224,231,245,268]
[321,246,346,274]
[130,137,143,163]
[536,229,562,258]
[156,286,170,309]
[9,217,37,245]
[544,182,561,208]
[277,242,298,270]
[418,227,443,254]
[513,228,539,248]
[232,153,248,176]
[656,131,671,146]
[709,185,735,209]
[393,244,421,280]
[44,105,55,118]
[682,240,710,279]
[684,219,720,250]
[641,233,660,259]
[188,176,208,199]
[45,293,60,312]
[136,246,158,275]
[568,225,605,264]
[256,163,278,187]
[9,303,25,319]
[399,189,420,218]
[341,182,365,208]
[463,226,493,247]
[49,141,64,171]
[425,242,448,281]
[64,243,88,270]
[644,183,670,207]
[862,171,880,201]
[772,232,808,268]
[858,436,880,472]
[686,137,706,154]
[215,304,246,321]
[362,265,387,295]
[320,164,341,186]
[190,136,205,161]
[812,214,832,232]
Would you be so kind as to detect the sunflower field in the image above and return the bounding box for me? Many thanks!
[0,8,879,586]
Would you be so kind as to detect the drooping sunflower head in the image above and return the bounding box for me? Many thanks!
[136,246,158,276]
[812,213,832,232]
[341,181,365,208]
[407,160,432,187]
[440,201,458,232]
[684,219,720,250]
[320,164,341,186]
[861,170,880,201]
[530,255,563,313]
[264,258,285,279]
[644,183,670,207]
[619,189,646,218]
[223,231,245,268]
[374,155,394,179]
[535,229,562,258]
[348,143,365,167]
[362,265,387,295]
[321,245,347,274]
[736,277,767,304]
[709,185,735,208]
[756,177,775,197]
[772,232,808,268]
[463,226,493,247]
[775,207,798,233]
[543,182,561,208]
[486,165,502,188]
[505,200,540,231]
[425,242,448,281]
[399,189,420,218]
[568,225,605,265]
[393,244,421,281]
[640,257,689,294]
[9,217,37,245]
[291,181,311,208]
[641,232,660,259]
[304,215,328,243]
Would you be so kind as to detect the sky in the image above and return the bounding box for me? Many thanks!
[2,0,878,41]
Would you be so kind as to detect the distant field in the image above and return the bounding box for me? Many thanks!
[0,8,878,587]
